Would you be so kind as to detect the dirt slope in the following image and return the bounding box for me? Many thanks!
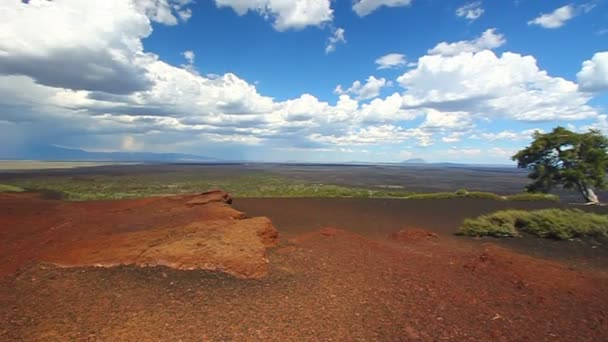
[0,191,278,279]
[1,193,607,340]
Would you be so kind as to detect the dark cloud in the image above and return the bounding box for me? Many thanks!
[0,48,153,94]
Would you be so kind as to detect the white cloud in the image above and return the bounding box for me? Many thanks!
[356,93,419,123]
[398,49,597,121]
[0,0,158,94]
[214,0,333,31]
[326,27,346,54]
[375,53,407,69]
[456,1,484,21]
[134,0,194,25]
[0,0,604,161]
[181,50,197,73]
[471,129,541,141]
[121,135,144,151]
[490,147,516,158]
[583,115,608,134]
[528,5,574,29]
[183,50,195,64]
[335,76,390,100]
[577,51,608,92]
[353,0,413,17]
[441,132,464,143]
[421,109,473,131]
[309,124,428,146]
[428,28,505,56]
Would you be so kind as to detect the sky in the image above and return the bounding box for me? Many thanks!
[1,0,607,164]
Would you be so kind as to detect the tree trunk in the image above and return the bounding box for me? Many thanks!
[580,184,600,205]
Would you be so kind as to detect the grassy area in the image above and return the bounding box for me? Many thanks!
[459,209,608,240]
[504,193,560,202]
[6,173,408,200]
[2,172,562,202]
[406,189,503,200]
[0,184,25,193]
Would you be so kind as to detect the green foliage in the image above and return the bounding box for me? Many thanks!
[1,175,563,202]
[406,190,502,200]
[459,212,522,237]
[504,193,560,202]
[6,174,415,201]
[459,209,608,240]
[0,184,25,193]
[512,127,608,202]
[455,188,469,196]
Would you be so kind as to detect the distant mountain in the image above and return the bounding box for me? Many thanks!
[400,158,427,164]
[5,145,221,162]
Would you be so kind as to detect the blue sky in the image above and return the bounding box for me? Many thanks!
[1,0,607,163]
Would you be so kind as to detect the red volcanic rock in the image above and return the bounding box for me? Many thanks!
[186,189,233,206]
[0,190,278,279]
[320,227,342,236]
[47,216,278,279]
[389,228,438,243]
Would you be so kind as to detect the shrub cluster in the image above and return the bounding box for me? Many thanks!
[459,209,608,240]
[0,184,25,193]
[504,193,560,202]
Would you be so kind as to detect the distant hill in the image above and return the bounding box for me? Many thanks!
[400,158,427,164]
[5,145,220,163]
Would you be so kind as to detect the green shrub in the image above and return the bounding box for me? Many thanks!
[0,184,25,193]
[459,209,608,240]
[465,191,503,200]
[406,192,457,200]
[455,188,469,196]
[405,190,502,200]
[459,211,522,237]
[505,193,560,202]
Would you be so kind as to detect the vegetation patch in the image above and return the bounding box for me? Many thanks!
[0,184,25,193]
[459,209,608,240]
[1,174,563,202]
[406,190,502,201]
[504,193,560,202]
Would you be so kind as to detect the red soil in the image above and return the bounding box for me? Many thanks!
[1,193,607,340]
[0,191,278,279]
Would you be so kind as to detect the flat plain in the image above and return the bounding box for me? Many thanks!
[1,163,607,340]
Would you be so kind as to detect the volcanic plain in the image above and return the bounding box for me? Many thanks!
[1,163,607,341]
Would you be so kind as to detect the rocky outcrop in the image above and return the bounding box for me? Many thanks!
[34,190,278,279]
[388,228,438,243]
[186,189,233,206]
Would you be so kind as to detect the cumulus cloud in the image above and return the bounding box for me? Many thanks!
[470,129,542,141]
[133,0,194,25]
[420,109,473,132]
[375,53,407,69]
[326,27,346,54]
[335,76,390,100]
[399,46,598,122]
[0,0,604,161]
[456,1,484,21]
[528,5,573,29]
[428,28,505,56]
[214,0,333,31]
[183,50,195,64]
[353,0,413,17]
[309,124,428,146]
[181,50,197,73]
[577,51,608,92]
[0,0,161,94]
